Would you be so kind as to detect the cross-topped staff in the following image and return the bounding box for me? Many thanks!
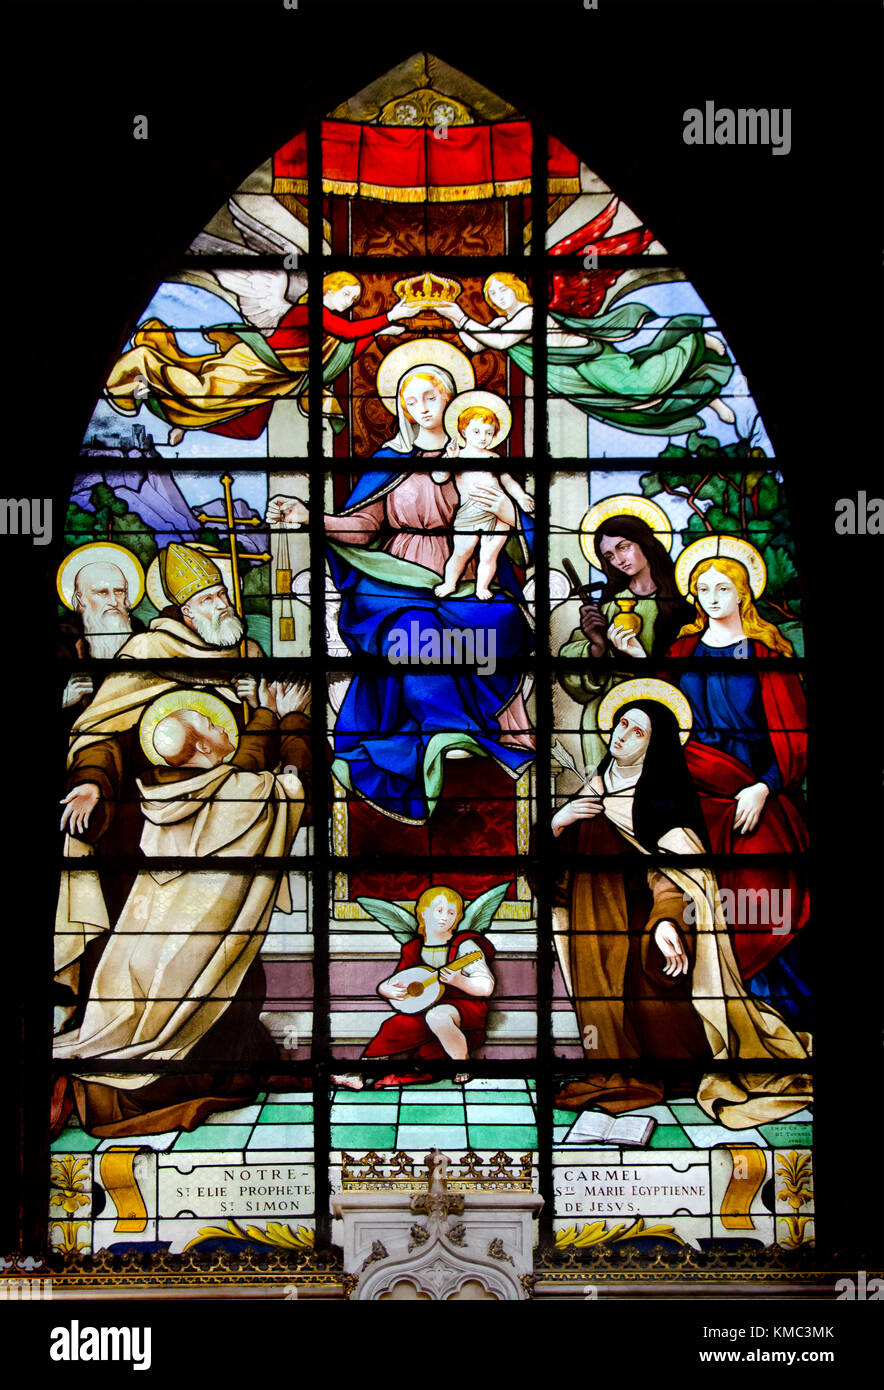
[195,473,271,718]
[194,473,271,659]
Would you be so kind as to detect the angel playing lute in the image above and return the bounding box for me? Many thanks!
[359,882,509,1072]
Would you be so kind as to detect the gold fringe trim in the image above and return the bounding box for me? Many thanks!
[493,178,532,197]
[548,177,581,195]
[357,180,426,203]
[427,181,495,202]
[322,178,360,196]
[276,176,537,203]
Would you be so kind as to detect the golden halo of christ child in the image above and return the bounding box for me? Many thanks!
[432,390,535,602]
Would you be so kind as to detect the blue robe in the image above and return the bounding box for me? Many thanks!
[328,463,535,822]
[679,640,782,791]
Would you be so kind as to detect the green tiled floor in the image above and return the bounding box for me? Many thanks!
[553,1096,812,1150]
[330,1078,539,1151]
[52,1091,317,1157]
[50,1086,810,1160]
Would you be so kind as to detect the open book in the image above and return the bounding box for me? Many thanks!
[563,1111,657,1147]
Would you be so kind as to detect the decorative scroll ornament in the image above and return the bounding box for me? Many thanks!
[98,1149,148,1234]
[379,89,474,128]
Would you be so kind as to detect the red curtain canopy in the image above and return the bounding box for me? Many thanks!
[274,123,580,203]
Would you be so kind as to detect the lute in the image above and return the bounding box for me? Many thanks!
[387,950,485,1014]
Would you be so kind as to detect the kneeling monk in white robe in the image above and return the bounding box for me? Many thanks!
[54,679,312,1136]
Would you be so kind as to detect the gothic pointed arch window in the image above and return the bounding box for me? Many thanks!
[51,53,811,1293]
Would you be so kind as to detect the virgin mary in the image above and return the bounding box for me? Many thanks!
[551,679,811,1128]
[266,343,535,823]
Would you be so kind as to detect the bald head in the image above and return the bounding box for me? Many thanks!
[152,709,235,769]
[74,561,129,613]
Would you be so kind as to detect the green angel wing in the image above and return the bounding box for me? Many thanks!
[355,897,419,944]
[461,881,511,936]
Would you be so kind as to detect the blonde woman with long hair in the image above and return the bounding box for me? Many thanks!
[666,547,810,1001]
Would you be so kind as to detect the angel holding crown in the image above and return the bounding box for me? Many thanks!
[358,883,508,1073]
[104,270,420,444]
[433,197,736,437]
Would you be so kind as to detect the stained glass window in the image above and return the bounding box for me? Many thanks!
[11,34,880,1312]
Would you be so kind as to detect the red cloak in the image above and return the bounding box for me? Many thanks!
[666,635,809,977]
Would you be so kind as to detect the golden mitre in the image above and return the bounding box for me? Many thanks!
[393,271,462,307]
[158,543,224,607]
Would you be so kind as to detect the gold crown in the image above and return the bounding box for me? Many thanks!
[393,272,462,307]
[159,544,224,607]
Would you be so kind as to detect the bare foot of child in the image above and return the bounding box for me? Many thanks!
[474,586,492,601]
[434,580,456,597]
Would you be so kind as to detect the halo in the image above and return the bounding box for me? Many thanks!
[674,535,767,599]
[444,390,512,448]
[145,545,236,610]
[579,494,673,572]
[57,542,145,612]
[139,690,239,767]
[376,340,475,415]
[598,678,693,746]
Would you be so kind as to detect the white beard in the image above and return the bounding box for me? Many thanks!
[188,610,245,649]
[82,607,132,659]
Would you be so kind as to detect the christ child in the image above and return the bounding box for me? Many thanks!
[433,400,534,602]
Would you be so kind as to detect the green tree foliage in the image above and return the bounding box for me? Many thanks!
[241,560,270,617]
[641,434,801,633]
[64,484,158,570]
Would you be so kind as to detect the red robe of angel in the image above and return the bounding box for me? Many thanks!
[362,930,495,1061]
[208,305,392,439]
